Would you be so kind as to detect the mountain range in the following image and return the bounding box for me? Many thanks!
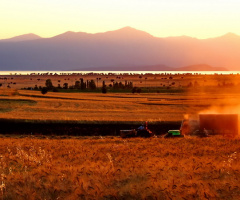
[1,27,239,71]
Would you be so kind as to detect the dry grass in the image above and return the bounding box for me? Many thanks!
[0,89,18,96]
[1,74,240,123]
[1,74,240,200]
[0,136,239,199]
[0,89,240,123]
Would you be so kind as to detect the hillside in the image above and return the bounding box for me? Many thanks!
[0,27,238,71]
[0,33,41,42]
[175,64,228,71]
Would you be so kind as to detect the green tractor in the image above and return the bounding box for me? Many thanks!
[164,130,184,138]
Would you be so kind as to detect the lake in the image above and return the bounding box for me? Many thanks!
[0,70,240,75]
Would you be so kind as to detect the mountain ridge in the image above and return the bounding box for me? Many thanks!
[0,33,41,42]
[75,64,228,71]
[3,27,240,41]
[0,27,239,71]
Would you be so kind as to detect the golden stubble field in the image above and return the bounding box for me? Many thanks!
[0,75,240,199]
[1,88,240,123]
[0,136,239,199]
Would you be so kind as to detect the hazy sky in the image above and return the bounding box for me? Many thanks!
[0,0,239,39]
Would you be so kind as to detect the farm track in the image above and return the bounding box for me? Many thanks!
[19,93,108,102]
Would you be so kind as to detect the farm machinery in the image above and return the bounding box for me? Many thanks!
[120,114,238,138]
[180,114,238,137]
[120,121,154,138]
[163,119,186,138]
[163,129,184,138]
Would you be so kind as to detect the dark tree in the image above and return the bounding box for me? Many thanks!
[118,82,124,89]
[74,81,81,89]
[89,80,96,90]
[86,80,89,88]
[41,87,48,95]
[102,81,107,93]
[136,88,142,93]
[132,87,137,93]
[102,86,107,93]
[129,82,133,88]
[96,78,101,87]
[113,82,119,89]
[80,78,86,90]
[53,87,59,92]
[63,83,68,89]
[125,81,133,88]
[102,81,106,87]
[34,85,38,90]
[45,79,53,89]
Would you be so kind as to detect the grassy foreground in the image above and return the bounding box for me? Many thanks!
[0,136,239,199]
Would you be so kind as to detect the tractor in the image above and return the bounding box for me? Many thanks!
[120,122,154,138]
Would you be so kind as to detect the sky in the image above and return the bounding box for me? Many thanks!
[0,0,239,39]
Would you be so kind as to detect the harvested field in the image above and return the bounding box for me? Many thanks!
[0,74,240,199]
[1,89,240,124]
[0,136,239,199]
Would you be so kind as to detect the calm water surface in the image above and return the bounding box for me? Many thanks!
[0,71,240,75]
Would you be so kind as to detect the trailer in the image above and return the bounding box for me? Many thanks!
[199,114,238,137]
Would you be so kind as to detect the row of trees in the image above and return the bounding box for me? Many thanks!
[44,79,97,90]
[40,79,134,94]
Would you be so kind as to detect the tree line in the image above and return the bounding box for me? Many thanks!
[38,79,135,94]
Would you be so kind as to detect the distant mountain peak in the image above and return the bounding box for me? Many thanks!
[220,32,240,39]
[54,31,76,37]
[103,26,153,38]
[51,31,90,40]
[176,64,228,71]
[63,31,75,35]
[116,26,150,33]
[1,33,41,42]
[117,26,138,31]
